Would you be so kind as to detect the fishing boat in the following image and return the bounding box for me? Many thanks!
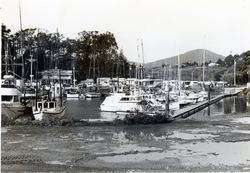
[33,100,66,120]
[33,69,66,121]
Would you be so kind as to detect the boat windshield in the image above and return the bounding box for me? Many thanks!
[1,96,13,102]
[1,84,16,88]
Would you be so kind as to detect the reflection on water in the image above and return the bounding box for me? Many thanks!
[191,96,248,120]
[223,96,246,114]
[65,96,248,121]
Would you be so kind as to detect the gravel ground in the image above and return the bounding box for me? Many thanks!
[1,112,250,172]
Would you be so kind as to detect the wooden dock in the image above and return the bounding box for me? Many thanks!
[172,89,242,120]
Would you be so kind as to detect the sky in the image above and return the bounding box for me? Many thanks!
[1,0,250,63]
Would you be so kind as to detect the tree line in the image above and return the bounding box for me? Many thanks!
[1,24,137,83]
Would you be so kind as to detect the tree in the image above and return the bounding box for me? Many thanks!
[76,31,120,81]
[237,50,250,84]
[1,24,11,76]
[216,58,225,66]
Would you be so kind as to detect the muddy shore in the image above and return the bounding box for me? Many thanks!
[2,111,250,172]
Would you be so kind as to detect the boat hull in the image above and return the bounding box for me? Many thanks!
[1,103,26,120]
[66,93,79,98]
[33,106,66,120]
[100,102,143,112]
[85,92,101,98]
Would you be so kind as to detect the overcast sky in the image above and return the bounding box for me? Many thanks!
[1,0,250,63]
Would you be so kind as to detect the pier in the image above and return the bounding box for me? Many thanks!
[172,87,244,120]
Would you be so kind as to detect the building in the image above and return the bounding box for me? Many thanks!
[41,69,73,86]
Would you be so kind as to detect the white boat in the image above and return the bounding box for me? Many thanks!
[100,93,143,112]
[1,75,26,120]
[85,92,101,98]
[142,93,180,111]
[22,87,36,98]
[198,90,208,102]
[33,100,66,120]
[66,88,79,98]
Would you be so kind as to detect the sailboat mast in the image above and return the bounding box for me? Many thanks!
[141,39,145,79]
[35,29,39,111]
[137,39,140,79]
[5,39,8,75]
[59,69,62,106]
[178,50,181,93]
[73,66,76,88]
[203,49,205,84]
[19,1,25,86]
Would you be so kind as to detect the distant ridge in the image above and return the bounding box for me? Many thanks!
[145,49,225,68]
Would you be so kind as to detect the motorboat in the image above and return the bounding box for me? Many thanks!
[22,87,36,99]
[100,93,143,112]
[66,87,79,98]
[1,75,28,120]
[85,92,101,98]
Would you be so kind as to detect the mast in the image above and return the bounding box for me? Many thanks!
[234,58,236,86]
[178,49,181,93]
[72,53,76,87]
[232,51,236,86]
[35,34,39,111]
[203,49,205,84]
[28,50,36,86]
[19,1,25,87]
[5,39,8,75]
[59,69,63,106]
[141,39,145,79]
[136,40,140,79]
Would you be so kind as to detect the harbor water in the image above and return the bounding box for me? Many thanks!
[64,95,248,121]
[1,95,250,172]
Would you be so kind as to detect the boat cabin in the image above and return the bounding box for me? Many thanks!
[37,100,57,110]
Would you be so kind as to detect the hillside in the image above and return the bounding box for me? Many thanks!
[145,49,225,68]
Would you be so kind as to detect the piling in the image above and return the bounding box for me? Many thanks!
[165,90,170,118]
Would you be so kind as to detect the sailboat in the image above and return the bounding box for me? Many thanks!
[84,54,101,98]
[66,53,79,98]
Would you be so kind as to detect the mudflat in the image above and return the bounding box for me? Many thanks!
[1,112,250,172]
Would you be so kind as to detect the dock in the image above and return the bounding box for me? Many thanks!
[172,87,244,120]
